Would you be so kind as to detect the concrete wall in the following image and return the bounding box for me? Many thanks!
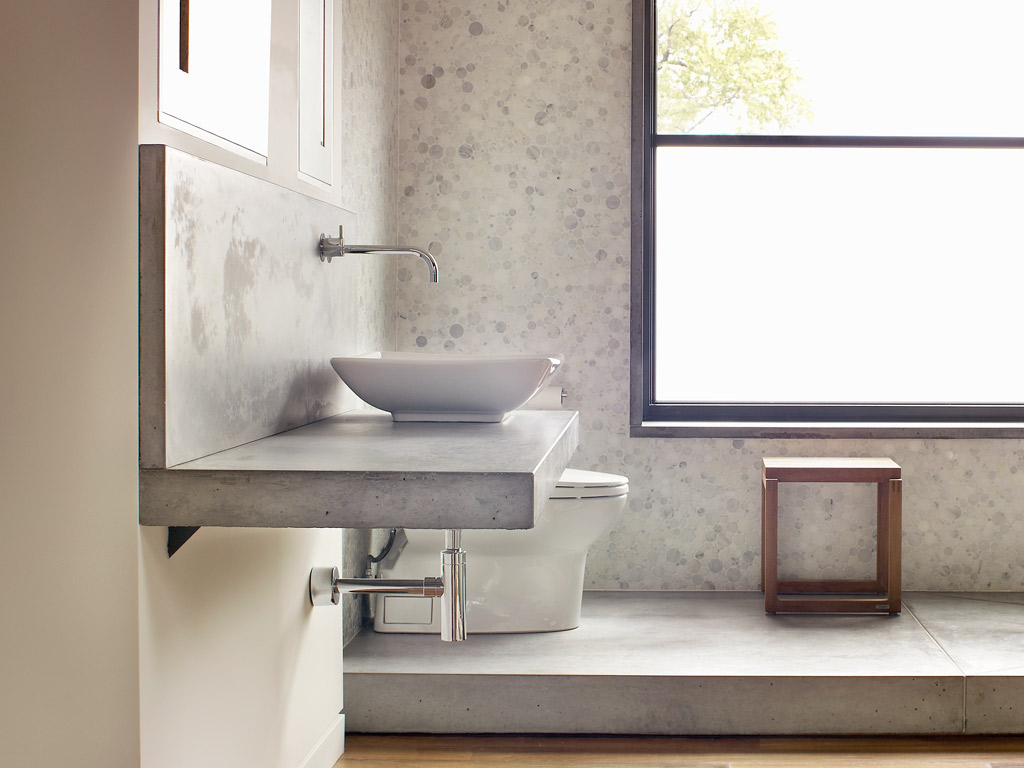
[0,1,141,766]
[395,1,1024,593]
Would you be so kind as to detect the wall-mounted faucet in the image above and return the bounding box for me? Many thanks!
[319,226,439,282]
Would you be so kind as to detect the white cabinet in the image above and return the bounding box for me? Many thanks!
[158,0,272,160]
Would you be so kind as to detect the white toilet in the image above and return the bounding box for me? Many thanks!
[373,468,629,634]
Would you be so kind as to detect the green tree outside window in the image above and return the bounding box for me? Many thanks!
[656,0,813,134]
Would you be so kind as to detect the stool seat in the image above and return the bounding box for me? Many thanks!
[763,457,901,483]
[761,457,902,615]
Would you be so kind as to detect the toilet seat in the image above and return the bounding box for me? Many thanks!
[550,468,629,499]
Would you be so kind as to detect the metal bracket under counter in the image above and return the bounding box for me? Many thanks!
[142,409,579,556]
[167,526,200,557]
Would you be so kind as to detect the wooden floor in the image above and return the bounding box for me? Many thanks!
[334,735,1024,767]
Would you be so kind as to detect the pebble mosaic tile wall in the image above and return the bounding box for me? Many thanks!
[396,0,1024,592]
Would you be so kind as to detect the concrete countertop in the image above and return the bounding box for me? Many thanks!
[139,409,579,530]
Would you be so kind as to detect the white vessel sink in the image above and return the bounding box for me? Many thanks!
[330,352,562,422]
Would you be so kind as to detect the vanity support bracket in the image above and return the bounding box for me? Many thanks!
[168,526,200,557]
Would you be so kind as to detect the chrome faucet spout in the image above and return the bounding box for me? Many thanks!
[343,244,438,283]
[318,226,438,282]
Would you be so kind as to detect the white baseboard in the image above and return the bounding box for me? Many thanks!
[296,714,345,768]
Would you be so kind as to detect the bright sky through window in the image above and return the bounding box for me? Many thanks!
[652,0,1024,408]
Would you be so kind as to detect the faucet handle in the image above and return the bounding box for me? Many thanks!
[318,225,344,263]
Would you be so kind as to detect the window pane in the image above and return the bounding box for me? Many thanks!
[656,0,1024,137]
[654,145,1024,403]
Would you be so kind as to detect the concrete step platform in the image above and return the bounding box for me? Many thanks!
[343,592,1024,735]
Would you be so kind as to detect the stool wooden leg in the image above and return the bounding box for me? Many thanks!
[876,481,890,594]
[763,477,779,613]
[760,475,766,594]
[888,478,902,614]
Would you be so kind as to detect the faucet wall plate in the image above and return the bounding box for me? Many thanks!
[309,566,340,606]
[318,225,344,263]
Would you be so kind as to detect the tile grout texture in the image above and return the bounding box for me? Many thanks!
[394,0,1024,593]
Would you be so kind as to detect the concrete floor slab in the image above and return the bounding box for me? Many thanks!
[346,592,959,677]
[344,592,986,735]
[345,673,961,735]
[904,594,1024,675]
[905,593,1024,734]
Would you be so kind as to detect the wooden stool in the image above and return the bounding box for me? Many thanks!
[761,457,902,615]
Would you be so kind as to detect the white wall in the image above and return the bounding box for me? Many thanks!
[139,527,345,768]
[0,1,141,766]
[0,2,396,764]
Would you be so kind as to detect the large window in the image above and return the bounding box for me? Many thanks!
[632,0,1024,436]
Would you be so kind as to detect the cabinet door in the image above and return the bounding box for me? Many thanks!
[159,0,272,159]
[298,0,333,184]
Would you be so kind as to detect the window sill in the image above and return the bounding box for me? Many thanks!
[630,422,1024,439]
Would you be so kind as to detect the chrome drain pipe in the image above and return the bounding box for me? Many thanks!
[310,530,468,644]
[309,567,442,606]
[441,529,467,642]
[337,576,444,596]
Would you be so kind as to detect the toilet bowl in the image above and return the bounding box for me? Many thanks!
[373,468,629,634]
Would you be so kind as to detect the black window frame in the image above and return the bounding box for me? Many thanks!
[629,0,1024,438]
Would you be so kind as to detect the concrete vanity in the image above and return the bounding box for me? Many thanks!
[140,409,578,530]
[139,147,577,535]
